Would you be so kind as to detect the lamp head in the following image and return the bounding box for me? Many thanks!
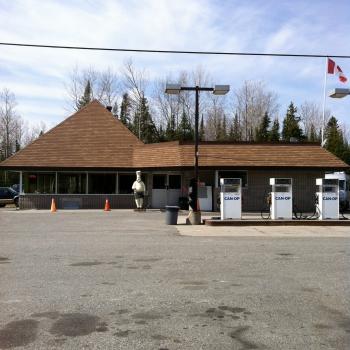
[213,85,230,95]
[165,84,181,95]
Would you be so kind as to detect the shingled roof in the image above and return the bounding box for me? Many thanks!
[1,100,142,169]
[0,100,348,170]
[133,142,348,169]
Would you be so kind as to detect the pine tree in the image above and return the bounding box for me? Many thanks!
[199,115,205,141]
[222,115,227,140]
[178,109,193,141]
[216,118,222,141]
[165,114,176,141]
[255,112,271,142]
[308,124,319,143]
[269,118,280,142]
[119,93,131,127]
[139,97,159,143]
[282,102,304,141]
[228,113,241,141]
[325,117,345,159]
[77,80,92,110]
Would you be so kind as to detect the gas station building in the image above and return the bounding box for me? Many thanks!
[0,100,348,211]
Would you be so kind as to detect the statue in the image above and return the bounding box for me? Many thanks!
[132,170,146,209]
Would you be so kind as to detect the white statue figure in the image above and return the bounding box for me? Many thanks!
[132,170,146,209]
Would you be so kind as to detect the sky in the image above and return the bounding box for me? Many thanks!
[0,0,349,130]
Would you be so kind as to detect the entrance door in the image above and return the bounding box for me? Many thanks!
[151,174,182,208]
[151,174,167,208]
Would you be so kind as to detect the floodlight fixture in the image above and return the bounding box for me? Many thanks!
[165,84,181,95]
[213,85,230,95]
[329,88,350,98]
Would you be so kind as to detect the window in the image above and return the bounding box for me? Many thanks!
[153,174,166,189]
[58,173,86,194]
[119,174,135,194]
[168,175,181,189]
[23,172,55,194]
[217,171,248,187]
[88,173,116,194]
[119,173,147,194]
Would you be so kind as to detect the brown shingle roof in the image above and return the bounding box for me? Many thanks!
[132,142,348,169]
[1,100,142,168]
[0,100,348,170]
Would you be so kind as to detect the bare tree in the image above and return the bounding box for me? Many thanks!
[298,101,328,139]
[65,66,119,111]
[233,81,279,141]
[122,59,149,138]
[0,89,20,159]
[22,121,48,146]
[205,94,227,140]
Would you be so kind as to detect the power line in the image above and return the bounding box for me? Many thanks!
[0,42,350,59]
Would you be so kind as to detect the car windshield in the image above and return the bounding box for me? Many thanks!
[339,180,345,190]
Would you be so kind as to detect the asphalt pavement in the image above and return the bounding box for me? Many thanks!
[0,209,349,349]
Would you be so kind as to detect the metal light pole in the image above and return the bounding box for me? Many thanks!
[165,84,230,224]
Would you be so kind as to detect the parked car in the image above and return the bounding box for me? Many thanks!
[0,187,19,207]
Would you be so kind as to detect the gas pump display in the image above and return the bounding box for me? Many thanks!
[220,178,242,220]
[270,178,293,220]
[316,178,339,220]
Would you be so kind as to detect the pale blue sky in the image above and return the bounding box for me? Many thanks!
[0,0,349,131]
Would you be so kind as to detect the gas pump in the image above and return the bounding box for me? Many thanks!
[220,178,242,220]
[270,178,293,220]
[316,178,339,220]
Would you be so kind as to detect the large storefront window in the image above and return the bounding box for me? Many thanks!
[23,172,55,194]
[58,173,86,194]
[88,173,116,194]
[118,173,147,194]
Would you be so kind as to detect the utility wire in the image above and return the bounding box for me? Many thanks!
[0,42,350,59]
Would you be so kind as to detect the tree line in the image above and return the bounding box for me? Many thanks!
[0,89,47,161]
[1,61,349,165]
[71,62,350,164]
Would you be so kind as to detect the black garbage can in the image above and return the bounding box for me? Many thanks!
[165,206,180,225]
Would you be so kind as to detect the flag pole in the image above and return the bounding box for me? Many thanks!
[321,57,328,147]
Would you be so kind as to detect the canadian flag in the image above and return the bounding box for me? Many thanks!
[327,58,347,83]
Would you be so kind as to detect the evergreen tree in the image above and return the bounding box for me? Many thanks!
[77,80,92,110]
[282,102,304,141]
[177,109,193,141]
[255,112,271,142]
[157,125,166,142]
[119,93,131,127]
[199,114,205,141]
[228,113,241,141]
[138,97,159,143]
[269,118,280,142]
[165,114,176,141]
[216,118,222,141]
[308,124,319,143]
[325,117,345,159]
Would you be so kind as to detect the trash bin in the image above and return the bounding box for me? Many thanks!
[165,206,180,225]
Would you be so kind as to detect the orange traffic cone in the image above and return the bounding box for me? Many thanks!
[50,198,57,212]
[104,199,111,211]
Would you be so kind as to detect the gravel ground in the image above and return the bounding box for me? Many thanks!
[0,209,349,349]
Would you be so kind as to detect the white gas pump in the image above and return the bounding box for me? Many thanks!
[270,178,293,220]
[316,178,339,220]
[220,178,242,220]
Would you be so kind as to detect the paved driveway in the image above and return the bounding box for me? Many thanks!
[0,209,349,349]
